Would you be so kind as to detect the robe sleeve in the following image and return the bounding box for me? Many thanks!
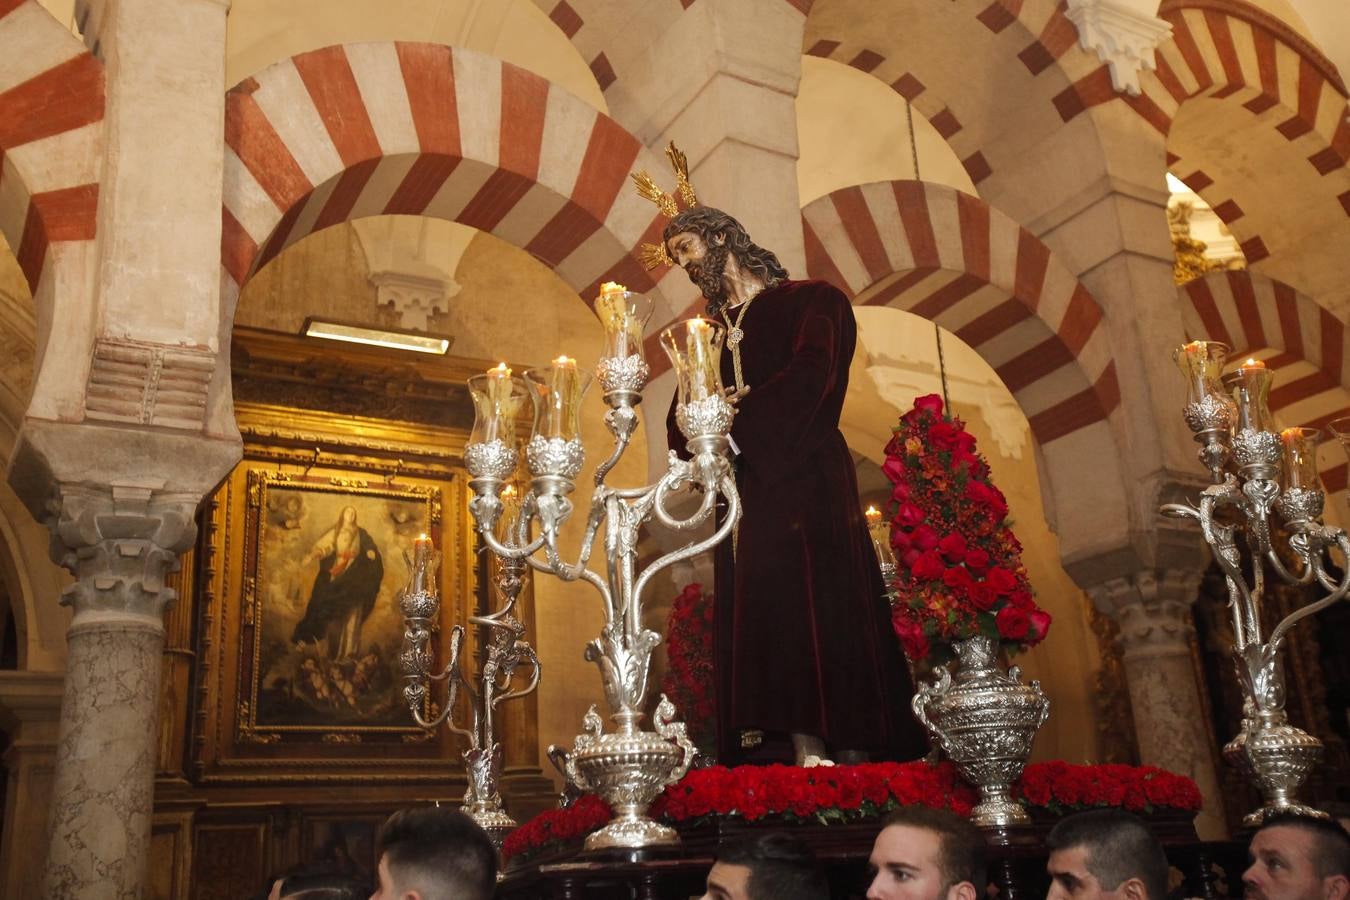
[730,282,850,474]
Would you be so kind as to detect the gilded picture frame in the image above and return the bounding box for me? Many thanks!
[238,471,441,738]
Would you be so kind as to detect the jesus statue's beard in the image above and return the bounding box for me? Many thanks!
[684,243,731,315]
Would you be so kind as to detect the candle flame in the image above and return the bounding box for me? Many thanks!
[489,362,511,376]
[865,505,881,521]
[600,281,627,295]
[502,484,517,498]
[1243,357,1265,368]
[553,355,576,366]
[416,533,430,542]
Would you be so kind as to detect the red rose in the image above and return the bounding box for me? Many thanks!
[968,583,999,611]
[928,421,962,451]
[882,454,907,483]
[915,394,944,415]
[1008,588,1034,609]
[996,605,1031,640]
[911,551,946,582]
[1029,609,1052,639]
[943,566,974,594]
[896,502,926,528]
[955,430,976,453]
[963,548,991,573]
[937,532,967,561]
[900,547,922,568]
[985,566,1018,595]
[890,480,911,504]
[911,524,940,551]
[891,528,912,552]
[965,480,1009,518]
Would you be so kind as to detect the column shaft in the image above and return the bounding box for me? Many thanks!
[43,617,164,899]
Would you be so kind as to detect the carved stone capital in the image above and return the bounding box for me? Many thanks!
[1066,0,1172,95]
[48,484,199,622]
[1087,568,1202,659]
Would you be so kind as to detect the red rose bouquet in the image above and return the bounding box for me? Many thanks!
[660,582,716,754]
[883,394,1050,665]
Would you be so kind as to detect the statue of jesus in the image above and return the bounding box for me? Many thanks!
[663,206,927,767]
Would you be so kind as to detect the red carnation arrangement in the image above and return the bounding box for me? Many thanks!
[660,583,716,755]
[883,394,1050,665]
[501,760,1202,863]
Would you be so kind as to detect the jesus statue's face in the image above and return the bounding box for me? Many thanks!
[667,229,730,311]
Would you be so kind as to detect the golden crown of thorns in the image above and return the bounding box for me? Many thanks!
[631,141,699,270]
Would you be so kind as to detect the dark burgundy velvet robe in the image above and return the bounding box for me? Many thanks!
[667,280,927,763]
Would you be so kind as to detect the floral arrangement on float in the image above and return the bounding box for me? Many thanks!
[502,760,1202,863]
[882,393,1052,829]
[659,583,717,755]
[882,393,1051,666]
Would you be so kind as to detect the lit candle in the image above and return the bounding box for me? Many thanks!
[863,505,895,567]
[1226,359,1275,433]
[1280,427,1321,490]
[411,533,433,594]
[686,317,719,402]
[596,282,648,361]
[498,483,521,539]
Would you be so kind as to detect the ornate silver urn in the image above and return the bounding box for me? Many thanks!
[912,635,1050,828]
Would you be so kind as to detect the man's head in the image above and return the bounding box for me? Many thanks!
[699,832,829,900]
[1044,809,1168,900]
[276,872,369,900]
[1244,813,1350,900]
[371,807,496,900]
[663,207,788,315]
[866,806,986,900]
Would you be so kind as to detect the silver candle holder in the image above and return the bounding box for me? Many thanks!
[1163,341,1347,826]
[464,286,740,850]
[399,522,541,847]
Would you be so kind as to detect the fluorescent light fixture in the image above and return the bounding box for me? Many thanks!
[301,318,452,355]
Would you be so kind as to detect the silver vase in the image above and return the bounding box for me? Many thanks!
[912,635,1050,828]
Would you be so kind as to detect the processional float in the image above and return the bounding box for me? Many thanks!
[401,282,741,849]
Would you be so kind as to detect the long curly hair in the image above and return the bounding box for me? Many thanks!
[663,207,789,287]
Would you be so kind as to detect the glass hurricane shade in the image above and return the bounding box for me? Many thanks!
[468,368,530,450]
[525,359,592,442]
[1329,418,1350,461]
[596,285,653,362]
[1223,361,1276,433]
[1173,341,1231,409]
[660,318,727,405]
[1279,428,1322,491]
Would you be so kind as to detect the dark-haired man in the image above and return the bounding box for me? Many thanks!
[663,205,925,767]
[1244,813,1350,900]
[865,806,985,900]
[1045,809,1168,900]
[699,832,830,900]
[369,807,495,900]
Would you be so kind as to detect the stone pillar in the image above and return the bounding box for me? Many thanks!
[0,671,64,900]
[1088,569,1227,839]
[39,486,197,900]
[610,0,808,275]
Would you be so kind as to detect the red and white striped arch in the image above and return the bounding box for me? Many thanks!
[222,42,696,319]
[0,0,103,295]
[1180,270,1350,493]
[801,180,1117,448]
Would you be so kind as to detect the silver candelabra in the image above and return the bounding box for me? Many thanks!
[400,529,541,846]
[1164,341,1346,825]
[462,285,740,850]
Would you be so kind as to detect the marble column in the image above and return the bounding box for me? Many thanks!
[1088,568,1227,839]
[40,486,197,900]
[0,671,64,900]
